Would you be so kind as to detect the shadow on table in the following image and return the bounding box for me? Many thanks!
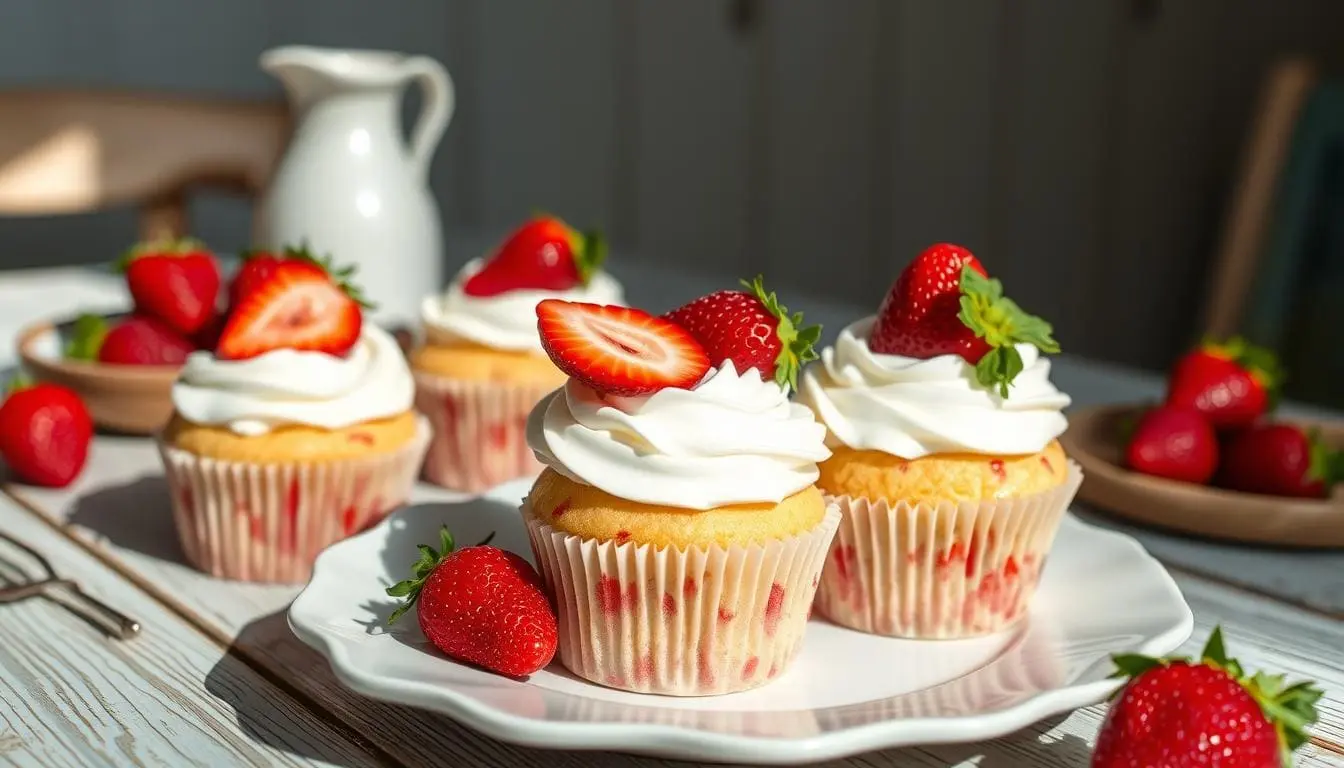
[205,607,1100,767]
[67,474,189,565]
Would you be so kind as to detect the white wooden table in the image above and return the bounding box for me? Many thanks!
[1,262,1342,768]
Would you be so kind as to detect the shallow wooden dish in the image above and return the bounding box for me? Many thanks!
[1060,405,1344,548]
[16,314,180,435]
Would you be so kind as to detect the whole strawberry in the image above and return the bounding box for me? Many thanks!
[64,314,194,366]
[1093,626,1320,768]
[1167,338,1282,430]
[663,276,821,391]
[870,243,1059,397]
[387,527,557,678]
[463,215,606,297]
[1218,423,1341,499]
[0,380,93,487]
[1125,406,1219,484]
[117,238,221,336]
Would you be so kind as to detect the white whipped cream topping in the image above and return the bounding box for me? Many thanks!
[172,324,414,436]
[528,361,830,509]
[421,257,625,352]
[797,317,1070,458]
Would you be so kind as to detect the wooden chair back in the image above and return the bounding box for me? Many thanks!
[0,90,289,241]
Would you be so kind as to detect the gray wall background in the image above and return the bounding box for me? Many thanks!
[2,0,1343,371]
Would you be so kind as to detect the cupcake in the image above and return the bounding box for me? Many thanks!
[413,216,624,492]
[157,248,429,583]
[521,280,838,696]
[797,244,1080,639]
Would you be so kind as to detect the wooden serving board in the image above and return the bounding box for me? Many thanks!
[1060,405,1344,548]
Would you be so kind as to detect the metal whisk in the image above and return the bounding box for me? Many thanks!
[0,530,140,640]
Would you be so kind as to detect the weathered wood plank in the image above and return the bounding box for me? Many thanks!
[630,0,754,275]
[987,0,1118,355]
[756,0,880,298]
[467,0,619,242]
[0,497,381,768]
[879,0,1001,297]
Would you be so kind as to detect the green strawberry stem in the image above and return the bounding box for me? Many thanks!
[740,275,822,393]
[65,313,109,361]
[1204,336,1285,408]
[574,229,607,285]
[113,236,207,272]
[4,372,33,398]
[385,527,496,625]
[956,265,1060,397]
[1110,625,1322,766]
[1305,428,1344,488]
[278,240,378,310]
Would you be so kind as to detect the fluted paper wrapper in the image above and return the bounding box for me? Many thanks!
[814,462,1083,639]
[415,372,556,493]
[525,503,842,697]
[157,417,431,583]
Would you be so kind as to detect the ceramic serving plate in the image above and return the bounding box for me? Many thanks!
[289,479,1193,765]
[1062,405,1344,548]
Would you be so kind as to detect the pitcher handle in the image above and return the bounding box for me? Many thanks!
[402,55,454,183]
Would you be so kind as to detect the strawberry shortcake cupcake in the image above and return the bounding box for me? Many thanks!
[522,280,839,696]
[413,215,624,492]
[158,247,430,583]
[798,244,1081,638]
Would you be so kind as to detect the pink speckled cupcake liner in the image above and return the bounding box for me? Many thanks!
[414,372,557,493]
[524,502,841,696]
[814,461,1082,639]
[157,416,430,583]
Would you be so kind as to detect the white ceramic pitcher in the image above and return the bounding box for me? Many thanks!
[255,46,454,327]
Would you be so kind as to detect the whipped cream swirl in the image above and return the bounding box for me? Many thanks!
[797,317,1070,458]
[528,361,830,509]
[172,324,415,436]
[421,257,625,352]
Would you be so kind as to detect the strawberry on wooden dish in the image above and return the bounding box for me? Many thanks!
[518,284,839,696]
[411,215,626,493]
[16,238,226,435]
[796,243,1081,639]
[153,244,430,584]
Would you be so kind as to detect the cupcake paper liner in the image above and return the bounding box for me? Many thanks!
[414,372,557,493]
[157,416,431,583]
[813,461,1083,639]
[524,502,842,697]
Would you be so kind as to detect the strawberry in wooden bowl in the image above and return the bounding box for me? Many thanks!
[17,238,223,434]
[1060,337,1344,548]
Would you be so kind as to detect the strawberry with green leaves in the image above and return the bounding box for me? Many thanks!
[65,313,195,366]
[464,215,607,297]
[1166,338,1283,430]
[1218,423,1343,499]
[117,238,221,337]
[663,276,821,391]
[387,527,557,678]
[1093,626,1321,768]
[869,243,1059,397]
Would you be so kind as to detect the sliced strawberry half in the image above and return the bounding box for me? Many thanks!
[215,260,363,360]
[536,300,710,396]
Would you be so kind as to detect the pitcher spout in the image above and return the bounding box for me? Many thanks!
[261,45,411,110]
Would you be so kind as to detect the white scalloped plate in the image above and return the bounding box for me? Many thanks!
[289,479,1193,765]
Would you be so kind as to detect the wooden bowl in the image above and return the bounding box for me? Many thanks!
[1060,404,1344,548]
[16,313,180,435]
